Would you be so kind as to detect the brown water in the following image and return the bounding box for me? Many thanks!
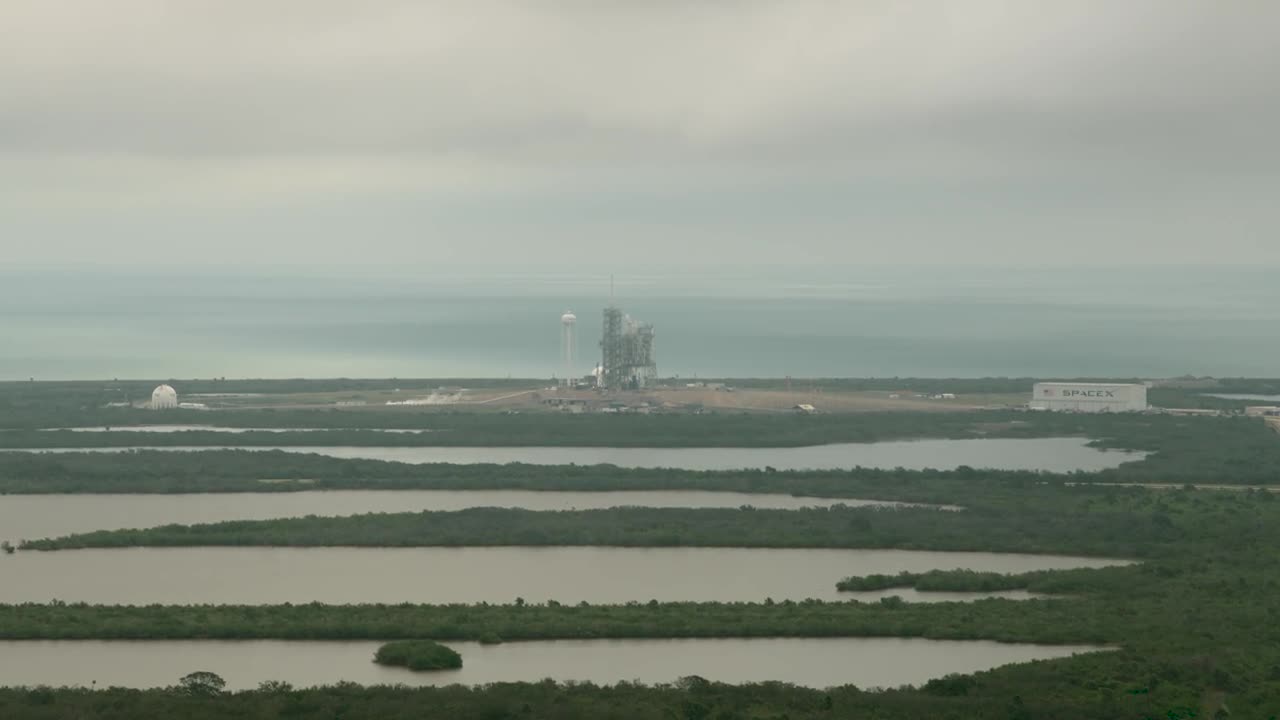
[1,546,1127,604]
[10,437,1144,471]
[0,490,954,544]
[0,638,1106,690]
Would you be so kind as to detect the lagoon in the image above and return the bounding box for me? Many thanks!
[0,546,1127,605]
[11,437,1143,472]
[0,637,1105,690]
[0,490,947,543]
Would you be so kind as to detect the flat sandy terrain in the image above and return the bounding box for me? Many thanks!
[646,388,1024,413]
[195,385,1028,414]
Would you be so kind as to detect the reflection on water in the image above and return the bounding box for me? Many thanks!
[0,638,1106,690]
[12,437,1144,471]
[1,546,1128,605]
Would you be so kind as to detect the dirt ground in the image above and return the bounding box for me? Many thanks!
[207,385,1028,414]
[646,388,1026,413]
[525,387,1026,414]
[209,387,544,411]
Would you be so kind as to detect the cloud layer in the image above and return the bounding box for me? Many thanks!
[3,1,1277,265]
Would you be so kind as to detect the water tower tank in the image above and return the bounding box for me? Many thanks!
[560,311,577,385]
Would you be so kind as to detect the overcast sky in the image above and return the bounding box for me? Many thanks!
[2,1,1277,267]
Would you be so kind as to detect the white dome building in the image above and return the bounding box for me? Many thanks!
[150,384,179,410]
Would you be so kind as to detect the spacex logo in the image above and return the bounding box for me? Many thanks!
[1065,390,1117,398]
[1041,387,1120,398]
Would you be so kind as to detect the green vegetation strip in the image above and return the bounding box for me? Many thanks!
[836,566,1142,594]
[17,504,1161,557]
[22,468,1275,562]
[0,449,1028,497]
[0,596,1120,645]
[4,411,1280,484]
[0,653,1247,720]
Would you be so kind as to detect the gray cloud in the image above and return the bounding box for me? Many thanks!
[1,0,1277,265]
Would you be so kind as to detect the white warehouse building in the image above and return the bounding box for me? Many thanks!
[1030,382,1148,413]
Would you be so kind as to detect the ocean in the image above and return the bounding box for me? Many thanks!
[1,265,1276,380]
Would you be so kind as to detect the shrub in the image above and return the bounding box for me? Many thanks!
[373,640,463,671]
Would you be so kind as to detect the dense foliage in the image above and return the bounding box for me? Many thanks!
[5,380,1280,717]
[7,476,1280,717]
[3,411,1279,484]
[18,501,1175,557]
[2,538,1280,716]
[836,566,1145,594]
[0,597,1124,644]
[3,663,1256,720]
[372,640,462,671]
[0,449,1040,497]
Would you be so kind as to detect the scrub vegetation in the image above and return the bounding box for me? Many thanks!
[835,566,1142,594]
[17,478,1270,559]
[372,640,462,671]
[5,379,1280,717]
[3,485,1280,716]
[13,501,1170,557]
[3,410,1279,484]
[0,449,1028,497]
[0,664,1248,720]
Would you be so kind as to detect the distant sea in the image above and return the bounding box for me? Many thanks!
[1,265,1277,380]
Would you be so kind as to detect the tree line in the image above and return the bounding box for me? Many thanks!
[0,661,1234,720]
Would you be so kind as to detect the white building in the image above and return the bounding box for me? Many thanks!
[1030,382,1148,413]
[150,384,179,410]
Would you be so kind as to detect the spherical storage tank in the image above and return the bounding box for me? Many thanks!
[561,311,577,325]
[150,384,178,410]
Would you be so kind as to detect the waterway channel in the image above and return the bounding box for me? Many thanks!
[0,490,954,543]
[0,638,1107,690]
[9,437,1144,471]
[0,546,1128,605]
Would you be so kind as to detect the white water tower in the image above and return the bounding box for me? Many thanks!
[560,311,577,386]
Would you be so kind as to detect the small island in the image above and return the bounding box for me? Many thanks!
[373,640,463,672]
